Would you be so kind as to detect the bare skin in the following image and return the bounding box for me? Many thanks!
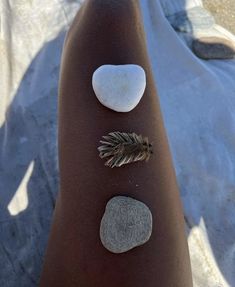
[39,1,193,286]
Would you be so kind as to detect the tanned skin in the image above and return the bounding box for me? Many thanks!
[39,1,193,286]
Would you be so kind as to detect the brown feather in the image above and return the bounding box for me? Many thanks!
[98,131,153,168]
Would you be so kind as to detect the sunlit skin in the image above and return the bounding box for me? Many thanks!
[39,1,193,286]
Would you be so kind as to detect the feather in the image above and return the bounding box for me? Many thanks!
[98,131,153,168]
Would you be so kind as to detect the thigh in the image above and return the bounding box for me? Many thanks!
[39,1,193,286]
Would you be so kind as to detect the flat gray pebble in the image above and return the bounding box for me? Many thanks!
[193,36,235,59]
[100,196,152,254]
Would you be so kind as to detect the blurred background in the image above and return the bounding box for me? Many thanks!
[204,0,235,34]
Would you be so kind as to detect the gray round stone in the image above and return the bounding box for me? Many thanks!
[193,37,235,59]
[100,196,152,254]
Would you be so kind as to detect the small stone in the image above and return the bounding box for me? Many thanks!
[192,37,235,60]
[100,196,152,253]
[92,64,146,112]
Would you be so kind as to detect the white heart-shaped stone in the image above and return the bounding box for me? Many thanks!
[92,64,146,112]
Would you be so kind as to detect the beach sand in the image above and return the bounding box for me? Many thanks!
[203,0,235,34]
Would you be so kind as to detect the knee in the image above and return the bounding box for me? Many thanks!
[79,0,139,26]
[86,0,137,13]
[65,0,142,52]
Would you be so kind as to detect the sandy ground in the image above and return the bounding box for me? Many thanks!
[203,0,235,34]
